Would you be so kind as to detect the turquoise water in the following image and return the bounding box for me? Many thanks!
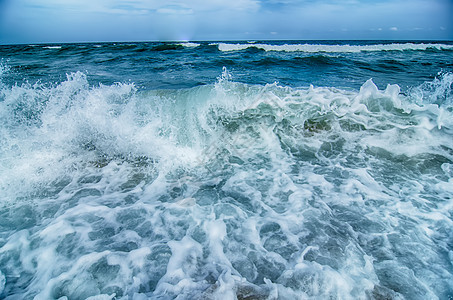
[0,41,452,299]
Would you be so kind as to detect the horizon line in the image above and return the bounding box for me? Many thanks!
[1,38,453,46]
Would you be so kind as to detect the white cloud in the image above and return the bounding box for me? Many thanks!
[1,0,452,43]
[13,0,260,15]
[157,4,193,15]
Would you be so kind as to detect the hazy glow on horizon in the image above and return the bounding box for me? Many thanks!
[0,0,451,44]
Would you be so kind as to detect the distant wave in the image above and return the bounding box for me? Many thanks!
[42,46,62,49]
[177,42,200,48]
[216,42,453,53]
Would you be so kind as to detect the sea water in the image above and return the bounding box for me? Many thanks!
[0,41,452,299]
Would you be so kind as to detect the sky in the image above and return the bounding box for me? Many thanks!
[0,0,451,44]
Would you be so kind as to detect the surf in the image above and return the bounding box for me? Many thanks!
[0,62,452,298]
[216,42,453,53]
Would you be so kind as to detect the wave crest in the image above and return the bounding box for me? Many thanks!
[216,42,453,53]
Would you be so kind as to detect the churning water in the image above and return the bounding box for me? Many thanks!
[0,41,452,299]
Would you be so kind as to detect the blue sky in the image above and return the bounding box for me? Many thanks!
[0,0,451,44]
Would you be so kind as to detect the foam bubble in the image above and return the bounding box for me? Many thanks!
[0,62,9,75]
[0,270,5,295]
[85,294,116,300]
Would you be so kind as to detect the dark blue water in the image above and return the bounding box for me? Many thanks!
[1,41,452,90]
[0,41,452,299]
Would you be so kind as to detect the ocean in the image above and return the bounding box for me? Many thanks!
[0,40,452,299]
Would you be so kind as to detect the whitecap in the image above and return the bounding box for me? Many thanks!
[43,46,62,49]
[177,42,200,48]
[217,42,453,53]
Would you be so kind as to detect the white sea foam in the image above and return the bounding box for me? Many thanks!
[0,62,9,78]
[217,42,453,53]
[0,270,5,295]
[42,46,62,49]
[177,42,200,48]
[0,70,452,299]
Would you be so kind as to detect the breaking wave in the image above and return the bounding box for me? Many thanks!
[216,42,453,53]
[0,67,452,299]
